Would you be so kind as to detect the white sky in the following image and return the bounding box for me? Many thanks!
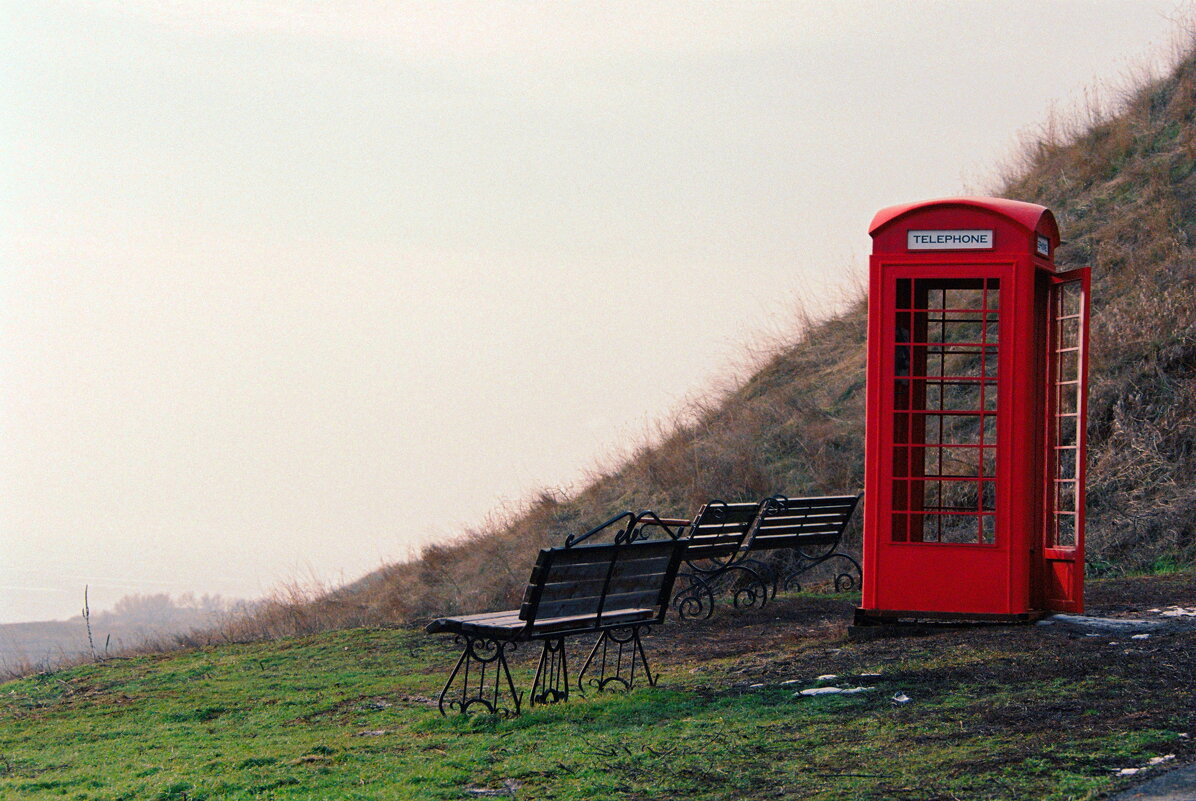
[0,1,1184,622]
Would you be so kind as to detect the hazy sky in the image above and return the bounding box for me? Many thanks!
[1,1,1184,623]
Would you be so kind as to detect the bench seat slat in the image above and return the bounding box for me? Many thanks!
[427,607,658,639]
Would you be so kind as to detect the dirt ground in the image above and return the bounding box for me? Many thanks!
[639,571,1196,798]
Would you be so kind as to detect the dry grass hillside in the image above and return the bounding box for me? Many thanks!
[222,42,1196,641]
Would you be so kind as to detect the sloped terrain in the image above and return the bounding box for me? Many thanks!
[223,45,1196,640]
[1,571,1192,800]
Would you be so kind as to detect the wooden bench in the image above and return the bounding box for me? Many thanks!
[425,535,686,716]
[667,493,863,619]
[664,500,769,620]
[748,492,863,592]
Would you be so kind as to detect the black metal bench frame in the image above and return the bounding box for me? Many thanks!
[667,493,863,619]
[425,521,685,716]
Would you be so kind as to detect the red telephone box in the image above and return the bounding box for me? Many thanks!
[857,198,1090,622]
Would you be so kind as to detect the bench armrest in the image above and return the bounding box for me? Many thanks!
[627,511,689,542]
[565,511,637,548]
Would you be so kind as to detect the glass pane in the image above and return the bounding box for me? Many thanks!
[890,276,1000,545]
[924,415,985,446]
[931,514,980,544]
[1058,416,1077,447]
[1057,382,1078,414]
[1056,447,1077,481]
[981,447,997,477]
[1056,513,1076,547]
[922,446,980,477]
[1060,282,1081,316]
[1056,481,1076,513]
[981,481,997,511]
[1059,350,1079,382]
[982,415,997,444]
[981,515,996,544]
[1059,317,1079,345]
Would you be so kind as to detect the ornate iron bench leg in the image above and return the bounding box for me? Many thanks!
[437,635,521,717]
[577,625,655,693]
[680,561,772,615]
[672,571,716,620]
[778,552,863,594]
[727,558,773,609]
[530,637,569,707]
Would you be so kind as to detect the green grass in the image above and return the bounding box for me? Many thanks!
[1,615,1191,801]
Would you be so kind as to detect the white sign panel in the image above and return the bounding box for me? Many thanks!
[907,230,994,250]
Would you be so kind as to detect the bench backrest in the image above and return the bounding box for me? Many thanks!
[746,493,861,552]
[681,500,760,561]
[519,539,685,632]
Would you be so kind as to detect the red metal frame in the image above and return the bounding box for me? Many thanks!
[1039,267,1090,613]
[859,198,1087,622]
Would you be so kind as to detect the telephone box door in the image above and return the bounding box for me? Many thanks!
[1040,267,1090,613]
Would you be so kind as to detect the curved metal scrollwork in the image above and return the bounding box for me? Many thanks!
[577,626,655,693]
[437,636,521,717]
[671,558,773,619]
[530,638,569,706]
[672,573,716,620]
[763,493,790,515]
[727,559,772,609]
[567,511,636,548]
[776,551,863,596]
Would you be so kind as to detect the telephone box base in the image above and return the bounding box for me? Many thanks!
[853,608,1047,626]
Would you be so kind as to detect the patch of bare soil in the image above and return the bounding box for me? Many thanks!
[645,571,1196,791]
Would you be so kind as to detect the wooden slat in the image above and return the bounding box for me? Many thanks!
[426,611,524,636]
[758,509,854,523]
[530,608,655,635]
[770,495,858,508]
[538,573,670,603]
[683,541,741,559]
[547,544,621,567]
[534,589,662,621]
[756,521,848,535]
[750,534,839,551]
[532,554,672,585]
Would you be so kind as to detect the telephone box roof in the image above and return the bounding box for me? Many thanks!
[869,197,1059,243]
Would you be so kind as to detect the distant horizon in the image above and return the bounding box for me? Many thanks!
[2,1,1185,623]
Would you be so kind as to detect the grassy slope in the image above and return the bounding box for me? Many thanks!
[239,45,1196,639]
[1,572,1193,800]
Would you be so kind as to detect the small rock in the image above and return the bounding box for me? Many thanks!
[355,730,389,737]
[859,672,882,677]
[1116,768,1141,777]
[780,679,802,685]
[1147,754,1176,766]
[816,674,838,681]
[891,692,911,704]
[1131,633,1151,640]
[794,685,873,697]
[363,700,392,710]
[749,683,765,689]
